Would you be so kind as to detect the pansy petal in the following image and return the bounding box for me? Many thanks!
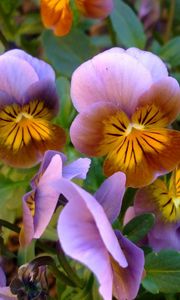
[41,0,73,36]
[71,51,152,114]
[94,172,126,223]
[112,231,144,300]
[123,206,136,226]
[70,102,119,156]
[0,56,38,101]
[57,178,128,267]
[58,194,113,300]
[126,47,168,81]
[104,128,180,187]
[31,150,64,189]
[76,0,113,18]
[20,191,35,247]
[0,267,6,287]
[22,80,59,115]
[0,124,66,168]
[0,90,16,108]
[138,77,180,124]
[62,158,91,180]
[0,287,16,299]
[3,49,55,81]
[33,154,63,238]
[148,220,180,251]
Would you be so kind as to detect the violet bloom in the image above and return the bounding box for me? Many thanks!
[57,173,144,300]
[0,50,66,168]
[125,165,180,251]
[0,267,16,299]
[20,150,91,247]
[70,47,180,187]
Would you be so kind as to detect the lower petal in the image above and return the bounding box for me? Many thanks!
[104,129,180,188]
[41,0,73,36]
[112,231,144,300]
[0,124,66,168]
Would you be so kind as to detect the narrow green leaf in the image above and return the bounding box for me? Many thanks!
[142,250,180,293]
[110,0,146,48]
[123,213,155,243]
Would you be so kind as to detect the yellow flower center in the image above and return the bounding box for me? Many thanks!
[152,168,180,222]
[0,100,52,152]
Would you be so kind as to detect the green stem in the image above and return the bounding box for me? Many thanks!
[0,219,20,233]
[0,29,9,49]
[106,16,117,46]
[57,245,84,289]
[163,0,175,43]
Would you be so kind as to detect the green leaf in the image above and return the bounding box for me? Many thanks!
[159,37,180,68]
[123,213,155,243]
[110,0,146,48]
[142,250,180,293]
[42,29,97,77]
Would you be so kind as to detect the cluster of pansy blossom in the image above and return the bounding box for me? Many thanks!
[0,45,179,300]
[41,0,113,36]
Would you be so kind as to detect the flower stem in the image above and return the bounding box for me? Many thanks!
[163,0,175,43]
[0,219,20,233]
[106,16,117,46]
[57,244,84,289]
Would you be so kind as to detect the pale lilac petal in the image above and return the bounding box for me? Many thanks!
[33,154,63,238]
[147,220,180,251]
[0,56,38,101]
[22,80,59,114]
[3,49,55,81]
[123,206,136,226]
[57,179,128,267]
[31,150,64,189]
[20,191,35,247]
[126,47,168,81]
[58,195,113,300]
[113,231,144,300]
[0,90,16,108]
[71,50,153,115]
[94,172,126,223]
[62,158,91,180]
[0,287,16,299]
[0,267,6,286]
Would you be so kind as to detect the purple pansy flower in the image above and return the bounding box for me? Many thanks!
[57,172,144,300]
[0,267,16,299]
[124,165,180,251]
[70,47,180,187]
[20,150,91,247]
[0,50,66,168]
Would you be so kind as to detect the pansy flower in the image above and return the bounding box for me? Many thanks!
[57,172,144,300]
[20,150,91,247]
[70,47,180,187]
[0,50,66,168]
[41,0,113,36]
[125,165,180,251]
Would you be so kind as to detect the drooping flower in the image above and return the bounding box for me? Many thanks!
[41,0,113,36]
[57,172,144,300]
[0,50,66,168]
[20,150,91,247]
[125,165,180,251]
[70,47,180,187]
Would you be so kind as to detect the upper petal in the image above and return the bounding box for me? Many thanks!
[0,56,38,102]
[3,49,55,81]
[94,172,126,223]
[62,158,91,180]
[126,47,168,81]
[71,50,153,115]
[75,0,113,18]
